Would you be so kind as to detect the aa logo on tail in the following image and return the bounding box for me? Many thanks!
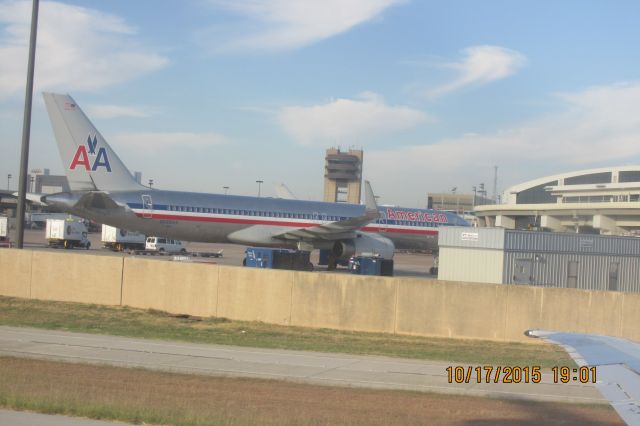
[69,135,112,172]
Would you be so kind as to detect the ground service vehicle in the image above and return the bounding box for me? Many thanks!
[145,237,186,253]
[46,218,91,249]
[102,225,146,251]
[0,216,9,246]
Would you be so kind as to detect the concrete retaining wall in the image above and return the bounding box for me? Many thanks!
[291,272,397,333]
[217,266,294,325]
[0,249,32,298]
[1,248,639,343]
[122,257,219,317]
[30,251,123,305]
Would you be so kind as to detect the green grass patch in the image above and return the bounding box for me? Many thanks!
[0,296,571,367]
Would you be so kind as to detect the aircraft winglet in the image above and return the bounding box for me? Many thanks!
[364,180,379,218]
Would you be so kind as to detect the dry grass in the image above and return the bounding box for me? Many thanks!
[0,296,572,367]
[0,356,621,426]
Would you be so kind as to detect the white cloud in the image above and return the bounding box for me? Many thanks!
[87,104,152,119]
[204,0,405,52]
[367,81,640,203]
[0,1,168,99]
[113,132,229,151]
[428,45,526,98]
[278,92,431,146]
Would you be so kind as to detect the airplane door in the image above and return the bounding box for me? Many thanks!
[141,194,153,218]
[379,211,388,232]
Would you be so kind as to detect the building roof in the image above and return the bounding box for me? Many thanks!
[502,165,640,204]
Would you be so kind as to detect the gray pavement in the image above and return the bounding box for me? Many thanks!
[0,409,126,426]
[0,326,605,404]
[8,229,437,278]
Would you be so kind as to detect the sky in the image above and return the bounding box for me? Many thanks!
[2,0,640,207]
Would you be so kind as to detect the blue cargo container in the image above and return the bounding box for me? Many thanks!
[348,256,394,276]
[244,247,312,271]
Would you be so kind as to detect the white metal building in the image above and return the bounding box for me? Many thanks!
[439,227,640,292]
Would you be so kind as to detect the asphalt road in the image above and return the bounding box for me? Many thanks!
[0,326,605,405]
[0,409,125,426]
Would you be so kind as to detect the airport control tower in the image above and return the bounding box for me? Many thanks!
[323,148,363,204]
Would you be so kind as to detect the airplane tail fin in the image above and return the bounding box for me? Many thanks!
[42,92,143,192]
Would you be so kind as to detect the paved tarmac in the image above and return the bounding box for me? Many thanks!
[0,409,125,426]
[9,229,437,278]
[0,326,605,405]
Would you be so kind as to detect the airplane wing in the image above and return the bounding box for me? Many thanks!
[274,180,379,241]
[13,192,48,206]
[526,329,640,425]
[227,181,380,245]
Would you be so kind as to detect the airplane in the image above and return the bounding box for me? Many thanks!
[40,92,468,264]
[526,330,640,425]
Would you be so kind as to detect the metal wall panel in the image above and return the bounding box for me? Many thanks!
[438,227,505,250]
[439,247,504,283]
[503,251,640,292]
[503,230,640,256]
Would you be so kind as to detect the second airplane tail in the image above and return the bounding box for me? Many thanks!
[43,92,143,192]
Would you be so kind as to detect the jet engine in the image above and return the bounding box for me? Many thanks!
[332,232,395,260]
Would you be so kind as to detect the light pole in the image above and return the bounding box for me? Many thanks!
[148,179,154,189]
[472,186,477,207]
[7,174,11,190]
[223,186,229,195]
[29,176,34,192]
[15,0,40,249]
[452,187,459,214]
[256,180,263,197]
[478,183,486,206]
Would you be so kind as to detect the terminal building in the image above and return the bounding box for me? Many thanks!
[474,166,640,235]
[322,148,363,204]
[428,193,474,214]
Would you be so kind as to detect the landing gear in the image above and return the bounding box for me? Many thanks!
[430,253,439,276]
[327,253,337,271]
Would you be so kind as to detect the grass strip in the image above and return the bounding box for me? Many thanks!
[0,357,619,426]
[0,296,571,367]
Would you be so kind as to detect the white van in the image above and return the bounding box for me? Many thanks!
[145,237,186,253]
